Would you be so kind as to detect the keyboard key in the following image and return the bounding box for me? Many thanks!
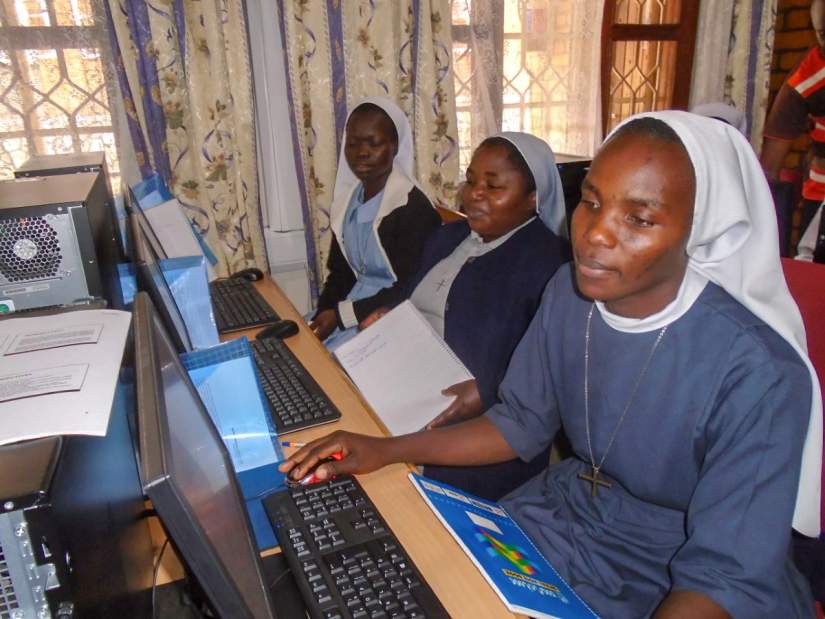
[263,476,448,619]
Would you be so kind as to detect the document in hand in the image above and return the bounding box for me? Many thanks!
[410,473,600,619]
[0,309,132,445]
[333,301,473,435]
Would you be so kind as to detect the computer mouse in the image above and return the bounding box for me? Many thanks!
[233,267,264,282]
[285,455,342,488]
[258,319,299,340]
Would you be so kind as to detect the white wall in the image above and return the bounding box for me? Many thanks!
[246,0,312,315]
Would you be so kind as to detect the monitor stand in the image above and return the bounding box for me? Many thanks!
[261,553,308,618]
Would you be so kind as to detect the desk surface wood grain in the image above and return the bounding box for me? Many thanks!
[157,276,524,618]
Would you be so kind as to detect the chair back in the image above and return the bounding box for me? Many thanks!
[781,258,825,532]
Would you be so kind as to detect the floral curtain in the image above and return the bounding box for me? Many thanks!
[724,0,778,149]
[276,0,460,297]
[105,0,265,277]
[691,0,777,148]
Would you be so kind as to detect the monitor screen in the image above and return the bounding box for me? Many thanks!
[129,213,193,353]
[133,292,275,619]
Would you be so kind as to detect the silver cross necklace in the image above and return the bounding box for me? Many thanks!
[578,304,668,498]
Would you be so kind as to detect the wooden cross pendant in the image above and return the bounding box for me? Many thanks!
[578,465,612,498]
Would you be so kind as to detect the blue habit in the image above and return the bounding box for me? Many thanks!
[389,219,569,500]
[486,265,814,618]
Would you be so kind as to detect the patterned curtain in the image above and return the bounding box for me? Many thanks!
[105,0,265,277]
[724,0,778,148]
[277,0,460,297]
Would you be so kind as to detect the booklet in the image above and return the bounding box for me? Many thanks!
[334,301,473,435]
[409,473,599,619]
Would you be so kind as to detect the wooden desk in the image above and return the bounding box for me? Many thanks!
[229,277,522,618]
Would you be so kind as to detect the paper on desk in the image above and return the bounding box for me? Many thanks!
[0,364,88,402]
[5,323,102,354]
[334,301,473,435]
[0,309,131,445]
[180,338,282,473]
[143,198,217,281]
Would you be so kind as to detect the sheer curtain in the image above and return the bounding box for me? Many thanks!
[451,0,604,171]
[277,0,460,296]
[689,0,777,147]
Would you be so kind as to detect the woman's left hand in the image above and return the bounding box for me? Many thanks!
[426,379,483,430]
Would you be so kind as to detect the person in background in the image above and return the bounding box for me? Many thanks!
[282,112,821,618]
[690,102,747,134]
[309,97,440,349]
[361,132,570,500]
[762,0,825,255]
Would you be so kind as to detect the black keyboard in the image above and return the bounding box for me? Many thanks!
[264,476,449,619]
[251,337,342,434]
[210,277,279,332]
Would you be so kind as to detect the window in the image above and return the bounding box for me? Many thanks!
[451,0,603,168]
[0,0,122,189]
[601,0,700,133]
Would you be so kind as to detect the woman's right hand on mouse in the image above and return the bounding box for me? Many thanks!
[278,431,391,482]
[308,309,337,340]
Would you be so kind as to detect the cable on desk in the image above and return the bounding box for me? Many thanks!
[151,537,170,619]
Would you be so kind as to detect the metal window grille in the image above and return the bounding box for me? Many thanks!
[0,0,121,190]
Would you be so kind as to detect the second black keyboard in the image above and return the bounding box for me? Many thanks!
[264,476,449,619]
[210,277,280,332]
[251,336,342,434]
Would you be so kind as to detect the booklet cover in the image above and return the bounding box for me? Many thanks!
[409,473,599,619]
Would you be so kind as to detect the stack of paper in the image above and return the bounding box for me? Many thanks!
[334,301,473,435]
[0,309,132,445]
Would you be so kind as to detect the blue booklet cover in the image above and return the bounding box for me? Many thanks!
[409,473,599,619]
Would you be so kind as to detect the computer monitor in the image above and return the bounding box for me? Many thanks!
[555,154,591,233]
[133,292,276,619]
[129,213,193,353]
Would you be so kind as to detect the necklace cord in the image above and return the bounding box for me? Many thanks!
[583,304,669,474]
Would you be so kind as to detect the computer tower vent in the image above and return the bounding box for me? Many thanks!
[0,216,62,283]
[0,539,21,616]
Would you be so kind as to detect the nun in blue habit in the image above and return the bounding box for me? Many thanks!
[309,97,440,350]
[361,132,570,500]
[281,111,822,617]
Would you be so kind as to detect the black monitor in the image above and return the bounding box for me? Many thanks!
[555,154,591,232]
[133,292,276,619]
[129,213,194,353]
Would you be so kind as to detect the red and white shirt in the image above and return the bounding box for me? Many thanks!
[765,46,825,201]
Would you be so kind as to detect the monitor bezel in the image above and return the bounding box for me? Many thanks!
[133,292,275,619]
[129,214,194,353]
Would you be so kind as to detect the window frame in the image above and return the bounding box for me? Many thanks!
[600,0,701,134]
[0,1,118,180]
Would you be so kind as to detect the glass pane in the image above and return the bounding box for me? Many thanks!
[54,0,95,26]
[0,137,29,178]
[21,49,61,94]
[451,0,470,26]
[452,42,472,107]
[65,48,104,93]
[0,1,119,190]
[607,39,677,132]
[9,0,52,26]
[615,0,681,25]
[31,100,69,129]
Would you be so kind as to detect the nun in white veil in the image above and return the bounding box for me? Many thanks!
[279,112,821,617]
[479,110,821,617]
[309,96,440,349]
